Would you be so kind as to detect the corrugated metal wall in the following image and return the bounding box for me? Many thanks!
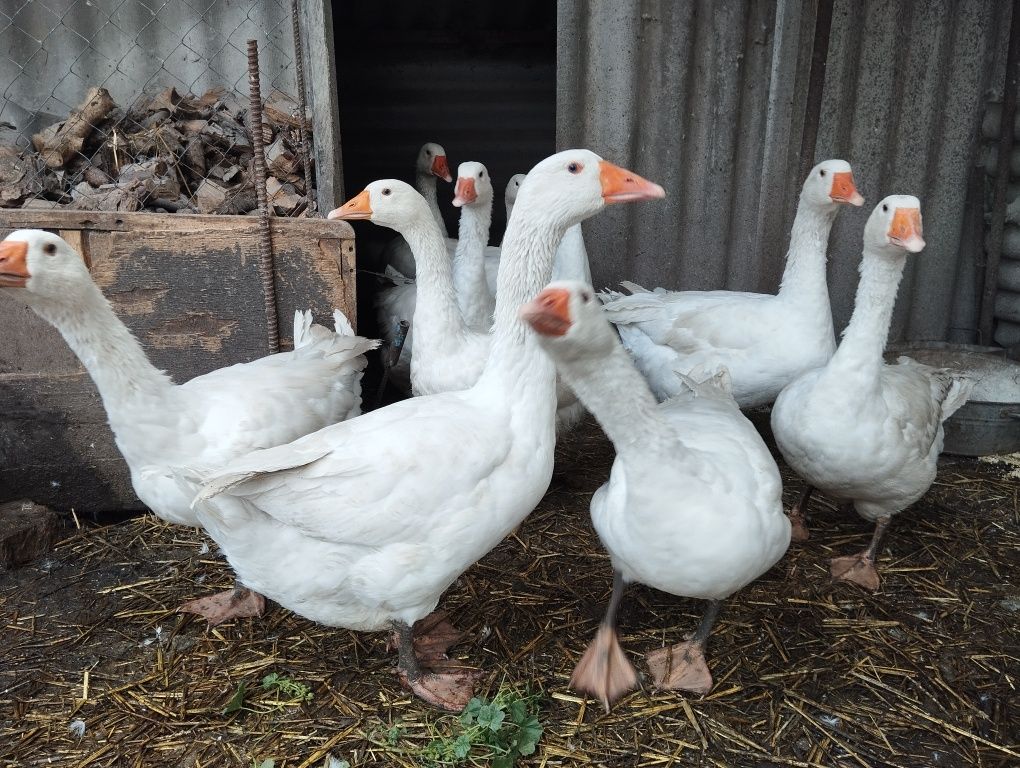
[558,0,1009,343]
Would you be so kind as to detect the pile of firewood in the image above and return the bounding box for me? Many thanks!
[0,85,314,216]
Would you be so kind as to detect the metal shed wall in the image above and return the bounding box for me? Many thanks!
[558,0,1009,343]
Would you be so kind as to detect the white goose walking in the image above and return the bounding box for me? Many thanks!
[771,197,973,591]
[523,281,789,711]
[0,229,376,624]
[186,150,665,710]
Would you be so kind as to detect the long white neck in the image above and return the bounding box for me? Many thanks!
[27,283,174,425]
[452,198,494,329]
[552,224,591,283]
[399,211,467,355]
[479,205,566,421]
[777,198,839,306]
[416,171,445,234]
[554,338,668,454]
[829,247,907,379]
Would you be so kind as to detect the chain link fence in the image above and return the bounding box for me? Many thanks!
[0,0,316,216]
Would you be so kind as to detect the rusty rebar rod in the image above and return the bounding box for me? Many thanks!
[246,39,280,354]
[290,0,316,215]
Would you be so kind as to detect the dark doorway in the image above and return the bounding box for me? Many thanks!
[334,0,557,255]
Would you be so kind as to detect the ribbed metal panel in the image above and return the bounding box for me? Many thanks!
[558,0,1009,343]
[816,0,1006,342]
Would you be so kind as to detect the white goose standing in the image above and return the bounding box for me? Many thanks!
[0,230,376,624]
[771,197,972,590]
[601,159,863,408]
[522,281,789,711]
[187,150,665,710]
[373,162,496,393]
[357,178,491,396]
[450,161,496,331]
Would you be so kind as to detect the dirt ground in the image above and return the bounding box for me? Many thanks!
[1,419,1018,768]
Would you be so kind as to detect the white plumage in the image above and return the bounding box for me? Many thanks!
[771,196,973,590]
[601,159,863,407]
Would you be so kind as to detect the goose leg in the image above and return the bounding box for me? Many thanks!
[387,610,467,667]
[788,485,814,542]
[569,572,639,712]
[645,599,721,695]
[393,620,479,712]
[830,516,890,591]
[178,582,265,626]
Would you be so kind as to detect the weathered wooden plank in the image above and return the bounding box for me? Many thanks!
[299,0,345,211]
[0,209,354,239]
[0,211,359,512]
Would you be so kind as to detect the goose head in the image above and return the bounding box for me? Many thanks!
[504,172,527,211]
[417,142,452,183]
[865,195,925,254]
[452,161,494,208]
[520,280,617,363]
[328,179,433,235]
[0,229,90,301]
[803,159,864,208]
[513,149,665,231]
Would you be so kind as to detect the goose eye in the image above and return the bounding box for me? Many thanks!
[43,242,57,255]
[425,149,432,156]
[567,162,583,174]
[479,171,484,178]
[882,204,888,212]
[580,290,592,303]
[382,188,392,196]
[819,169,826,177]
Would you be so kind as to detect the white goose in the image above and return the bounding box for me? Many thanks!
[358,179,491,396]
[0,229,377,624]
[450,161,496,331]
[186,150,665,710]
[374,162,496,393]
[380,142,453,278]
[601,159,863,407]
[771,197,973,591]
[522,281,789,711]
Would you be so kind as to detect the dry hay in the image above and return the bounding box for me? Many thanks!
[1,420,1018,767]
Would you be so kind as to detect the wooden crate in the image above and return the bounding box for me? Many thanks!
[0,210,357,513]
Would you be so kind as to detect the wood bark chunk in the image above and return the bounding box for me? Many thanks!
[0,500,63,571]
[10,86,313,215]
[70,181,142,211]
[31,87,116,169]
[264,89,305,128]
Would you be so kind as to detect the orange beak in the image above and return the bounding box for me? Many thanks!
[598,161,666,203]
[830,171,864,206]
[431,155,453,182]
[519,287,572,337]
[0,240,29,287]
[327,189,373,221]
[452,176,477,207]
[889,207,925,252]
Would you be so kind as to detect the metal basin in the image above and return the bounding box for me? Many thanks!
[886,342,1020,457]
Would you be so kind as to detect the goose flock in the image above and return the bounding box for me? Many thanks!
[0,144,973,714]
